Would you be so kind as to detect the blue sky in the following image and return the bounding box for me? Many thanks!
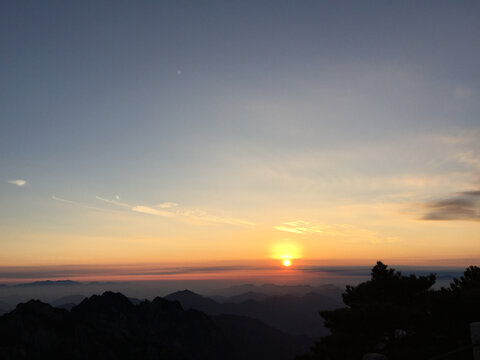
[1,1,479,272]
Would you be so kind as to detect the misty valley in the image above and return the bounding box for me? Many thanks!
[0,263,479,360]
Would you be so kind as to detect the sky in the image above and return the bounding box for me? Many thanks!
[1,1,479,281]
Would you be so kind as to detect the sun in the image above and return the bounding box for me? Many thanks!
[270,241,301,268]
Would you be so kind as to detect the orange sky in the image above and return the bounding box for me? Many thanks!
[1,2,479,277]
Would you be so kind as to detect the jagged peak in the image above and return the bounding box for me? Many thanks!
[16,299,54,312]
[168,289,202,297]
[72,291,134,314]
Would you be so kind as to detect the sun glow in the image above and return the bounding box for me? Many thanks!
[271,242,302,259]
[270,241,302,266]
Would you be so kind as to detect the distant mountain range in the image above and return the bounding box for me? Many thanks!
[0,301,10,317]
[166,288,343,336]
[1,280,82,287]
[205,283,342,299]
[0,280,126,288]
[0,281,345,335]
[0,291,312,360]
[50,294,87,311]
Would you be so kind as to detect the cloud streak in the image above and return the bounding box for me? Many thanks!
[421,190,480,221]
[53,194,257,227]
[156,202,178,209]
[177,209,256,226]
[132,206,175,217]
[8,179,26,187]
[0,263,467,282]
[274,220,323,234]
[95,195,255,226]
[274,220,397,244]
[52,196,117,213]
[95,195,132,209]
[0,264,268,280]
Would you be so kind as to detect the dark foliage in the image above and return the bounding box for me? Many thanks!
[449,265,480,291]
[298,262,480,360]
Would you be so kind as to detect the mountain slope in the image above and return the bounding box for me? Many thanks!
[0,291,310,360]
[166,289,343,336]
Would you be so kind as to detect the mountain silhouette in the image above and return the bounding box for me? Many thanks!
[166,289,342,336]
[226,291,268,303]
[0,300,12,316]
[165,289,221,313]
[0,291,311,360]
[11,280,82,287]
[50,294,86,310]
[211,283,343,298]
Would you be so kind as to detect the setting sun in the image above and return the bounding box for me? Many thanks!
[0,2,478,358]
[270,242,302,261]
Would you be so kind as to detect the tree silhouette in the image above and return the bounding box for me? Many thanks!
[449,265,480,291]
[299,262,480,360]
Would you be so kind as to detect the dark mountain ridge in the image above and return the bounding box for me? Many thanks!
[7,280,81,288]
[0,291,311,360]
[166,289,343,336]
[211,283,343,297]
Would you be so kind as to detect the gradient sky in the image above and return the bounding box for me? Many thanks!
[1,1,479,276]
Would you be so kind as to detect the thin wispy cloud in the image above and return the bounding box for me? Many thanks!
[274,220,397,244]
[454,151,480,170]
[440,131,480,171]
[274,220,323,234]
[95,195,132,209]
[132,206,175,217]
[177,209,256,226]
[52,196,117,213]
[95,195,255,226]
[96,196,175,217]
[415,133,480,222]
[421,190,480,221]
[156,202,178,209]
[434,129,480,144]
[8,179,26,187]
[52,196,82,205]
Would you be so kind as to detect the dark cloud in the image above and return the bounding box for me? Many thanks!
[421,190,480,221]
[461,190,480,197]
[0,265,267,281]
[0,265,470,284]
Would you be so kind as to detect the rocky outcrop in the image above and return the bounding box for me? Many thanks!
[0,291,310,360]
